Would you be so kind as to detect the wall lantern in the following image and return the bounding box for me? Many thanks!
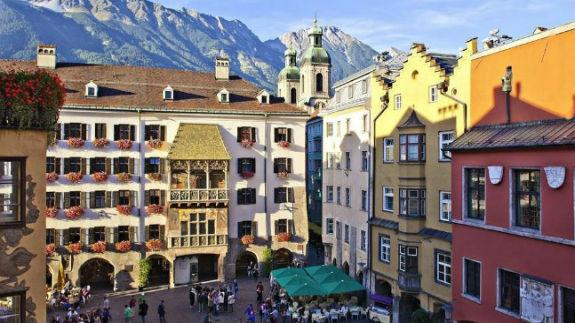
[488,166,503,185]
[544,166,565,189]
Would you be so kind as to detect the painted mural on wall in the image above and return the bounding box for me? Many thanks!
[520,276,554,323]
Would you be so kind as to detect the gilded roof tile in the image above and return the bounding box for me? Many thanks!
[168,124,230,160]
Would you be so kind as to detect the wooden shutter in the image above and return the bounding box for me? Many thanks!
[80,123,87,140]
[129,191,136,207]
[112,191,119,206]
[63,124,70,139]
[287,159,293,173]
[80,228,87,245]
[81,158,87,175]
[288,220,295,235]
[144,125,150,140]
[274,220,279,235]
[80,192,86,208]
[128,158,135,174]
[55,158,61,175]
[105,191,112,208]
[273,159,278,173]
[160,126,166,141]
[88,228,95,244]
[144,226,150,241]
[251,158,256,173]
[250,127,257,142]
[160,190,166,205]
[54,230,61,247]
[113,158,119,174]
[144,190,150,206]
[159,225,165,241]
[105,158,111,174]
[63,192,70,208]
[95,123,106,139]
[287,128,293,143]
[114,125,120,140]
[237,159,241,174]
[106,227,113,243]
[288,188,295,203]
[62,229,69,245]
[250,188,256,204]
[274,128,279,142]
[129,125,136,141]
[274,188,279,203]
[64,158,71,174]
[159,159,166,174]
[113,227,119,243]
[89,192,96,208]
[129,227,136,242]
[251,221,257,238]
[236,127,241,142]
[55,192,61,209]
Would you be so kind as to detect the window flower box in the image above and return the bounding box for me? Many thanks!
[116,204,133,216]
[240,235,255,245]
[147,173,162,181]
[90,241,107,253]
[66,242,82,254]
[65,172,83,184]
[115,240,132,253]
[67,137,85,148]
[277,232,291,242]
[46,172,59,183]
[65,206,84,220]
[278,140,290,148]
[44,207,58,218]
[116,172,132,183]
[145,239,163,251]
[277,171,289,179]
[240,139,255,149]
[46,243,56,256]
[146,204,163,215]
[147,139,163,149]
[241,171,254,179]
[92,138,110,149]
[115,139,132,150]
[91,171,108,183]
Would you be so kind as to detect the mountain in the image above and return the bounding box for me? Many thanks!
[0,0,379,90]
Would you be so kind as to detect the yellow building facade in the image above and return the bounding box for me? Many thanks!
[369,39,476,321]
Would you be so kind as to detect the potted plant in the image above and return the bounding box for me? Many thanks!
[240,234,255,245]
[65,206,84,220]
[116,205,133,216]
[147,138,162,149]
[138,259,151,290]
[46,172,59,183]
[241,171,254,179]
[240,138,254,148]
[67,137,85,148]
[261,247,273,276]
[115,240,132,253]
[66,242,82,254]
[46,243,56,256]
[277,170,289,179]
[91,171,108,183]
[116,172,132,183]
[92,138,110,149]
[277,232,291,242]
[146,204,163,215]
[278,140,290,148]
[147,173,162,181]
[145,239,163,251]
[44,207,58,218]
[90,241,107,253]
[116,139,132,150]
[65,172,83,183]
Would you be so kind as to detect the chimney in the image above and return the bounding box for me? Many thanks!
[37,44,57,69]
[215,50,229,81]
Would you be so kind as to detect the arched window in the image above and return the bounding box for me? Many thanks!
[290,88,297,104]
[316,73,323,93]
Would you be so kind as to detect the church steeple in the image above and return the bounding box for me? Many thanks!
[309,18,323,48]
[277,47,300,105]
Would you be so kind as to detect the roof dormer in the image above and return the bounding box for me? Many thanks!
[85,81,98,98]
[163,85,174,101]
[257,90,270,104]
[218,88,230,103]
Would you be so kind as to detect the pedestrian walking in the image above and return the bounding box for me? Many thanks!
[256,281,264,303]
[233,279,239,297]
[101,308,111,323]
[228,292,235,312]
[138,300,148,323]
[123,304,134,323]
[253,265,259,282]
[189,287,196,310]
[157,300,166,323]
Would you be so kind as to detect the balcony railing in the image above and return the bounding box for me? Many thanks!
[169,234,228,248]
[169,189,228,202]
[397,271,421,292]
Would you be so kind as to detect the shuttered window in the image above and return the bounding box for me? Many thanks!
[274,187,294,203]
[114,124,136,140]
[237,188,256,205]
[274,127,293,143]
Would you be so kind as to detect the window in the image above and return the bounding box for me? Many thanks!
[274,187,294,203]
[273,158,292,174]
[260,95,268,104]
[345,152,351,170]
[147,189,161,205]
[290,88,297,104]
[69,191,81,207]
[326,218,334,234]
[348,85,354,99]
[90,157,107,174]
[464,258,481,300]
[394,94,402,109]
[440,191,452,222]
[275,219,290,234]
[68,228,81,243]
[114,124,135,141]
[220,93,228,103]
[429,85,438,102]
[399,245,418,272]
[238,221,254,237]
[383,187,394,212]
[183,213,214,236]
[399,134,426,162]
[163,88,173,100]
[345,118,351,135]
[274,128,293,143]
[237,188,256,205]
[336,121,341,137]
[46,192,56,208]
[316,73,324,92]
[383,138,394,163]
[513,170,540,230]
[46,228,55,244]
[345,188,351,207]
[438,131,455,161]
[118,190,131,205]
[498,269,520,314]
[344,224,350,243]
[64,157,83,174]
[361,151,368,171]
[326,186,334,203]
[360,230,367,251]
[436,251,451,285]
[399,188,426,217]
[379,235,390,263]
[362,79,368,94]
[335,154,341,170]
[361,190,368,211]
[46,157,59,173]
[149,224,161,239]
[92,191,106,209]
[326,153,335,169]
[562,287,575,323]
[63,123,86,140]
[145,158,161,174]
[237,127,256,143]
[91,226,106,242]
[114,157,131,174]
[465,168,485,220]
[95,123,107,139]
[86,84,97,97]
[144,125,165,141]
[336,221,341,239]
[362,114,368,132]
[336,187,341,205]
[118,226,130,242]
[0,292,24,322]
[326,123,334,137]
[237,158,256,174]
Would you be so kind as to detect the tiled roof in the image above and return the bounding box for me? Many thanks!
[168,124,230,160]
[0,60,307,115]
[368,218,399,230]
[428,53,458,75]
[447,118,575,151]
[419,228,452,242]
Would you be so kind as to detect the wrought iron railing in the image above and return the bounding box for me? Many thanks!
[169,234,228,248]
[169,189,228,202]
[398,271,421,292]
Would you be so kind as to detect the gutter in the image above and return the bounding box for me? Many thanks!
[137,109,146,260]
[61,105,309,117]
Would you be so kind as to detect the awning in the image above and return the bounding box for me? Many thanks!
[273,265,366,297]
[168,124,231,160]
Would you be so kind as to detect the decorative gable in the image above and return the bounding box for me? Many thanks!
[218,88,230,103]
[257,90,270,104]
[163,85,174,101]
[85,81,98,97]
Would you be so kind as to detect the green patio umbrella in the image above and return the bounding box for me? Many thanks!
[271,267,304,279]
[304,265,339,276]
[285,280,327,297]
[314,270,351,284]
[323,278,366,295]
[276,273,313,287]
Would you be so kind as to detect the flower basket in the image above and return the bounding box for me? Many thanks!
[240,235,255,245]
[46,172,59,183]
[241,171,254,179]
[116,204,133,216]
[65,206,84,220]
[146,204,163,215]
[67,137,85,148]
[277,232,291,242]
[90,241,107,253]
[44,207,59,218]
[147,139,163,149]
[116,139,132,151]
[116,172,132,183]
[277,171,289,179]
[147,173,162,181]
[115,240,132,253]
[91,171,108,183]
[46,243,56,256]
[240,139,255,149]
[145,239,163,252]
[65,172,83,184]
[278,140,290,148]
[66,242,82,254]
[92,138,110,149]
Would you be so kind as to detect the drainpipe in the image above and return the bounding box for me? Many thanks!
[138,109,146,260]
[438,85,469,133]
[263,113,269,240]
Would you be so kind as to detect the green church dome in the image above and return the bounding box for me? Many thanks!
[284,47,297,56]
[279,65,300,81]
[309,19,323,35]
[302,47,331,65]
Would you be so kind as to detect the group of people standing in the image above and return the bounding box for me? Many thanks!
[121,295,166,323]
[189,280,239,322]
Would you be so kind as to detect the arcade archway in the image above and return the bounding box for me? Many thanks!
[272,248,293,269]
[342,261,350,275]
[148,255,170,286]
[79,258,114,289]
[236,251,258,277]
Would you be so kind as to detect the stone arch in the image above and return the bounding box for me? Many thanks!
[79,258,115,289]
[375,279,392,297]
[342,261,350,275]
[272,248,293,269]
[147,254,170,286]
[332,258,337,266]
[235,251,258,277]
[316,73,324,92]
[290,88,297,104]
[356,271,364,284]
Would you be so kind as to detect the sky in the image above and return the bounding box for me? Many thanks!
[156,0,574,53]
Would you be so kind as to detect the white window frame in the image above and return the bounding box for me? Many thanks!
[394,94,402,110]
[399,245,417,272]
[361,151,368,172]
[326,218,334,234]
[462,257,482,303]
[436,251,452,285]
[439,191,452,222]
[326,186,334,203]
[379,235,390,263]
[345,188,351,207]
[336,186,341,205]
[360,230,367,251]
[336,121,341,137]
[344,224,350,243]
[361,79,368,94]
[383,138,394,162]
[429,85,438,103]
[383,187,394,212]
[361,190,368,211]
[439,130,455,161]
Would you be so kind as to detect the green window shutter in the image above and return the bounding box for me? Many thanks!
[89,192,96,209]
[274,128,279,142]
[288,188,295,203]
[105,158,111,174]
[105,191,112,208]
[274,221,279,235]
[159,225,165,241]
[250,127,257,142]
[288,220,295,235]
[144,125,150,140]
[112,191,119,206]
[159,159,166,174]
[55,192,62,209]
[144,190,150,205]
[106,227,113,243]
[145,226,150,241]
[80,192,86,208]
[160,190,166,205]
[54,230,61,247]
[88,228,95,244]
[114,125,120,140]
[128,158,135,174]
[129,125,136,141]
[129,191,136,207]
[251,158,256,173]
[113,158,119,174]
[287,159,293,173]
[160,126,166,141]
[236,127,241,142]
[63,192,70,208]
[128,227,135,242]
[62,229,69,245]
[63,124,70,139]
[55,158,61,175]
[81,123,87,140]
[288,128,293,143]
[113,227,119,243]
[64,158,71,174]
[80,228,87,245]
[81,158,87,175]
